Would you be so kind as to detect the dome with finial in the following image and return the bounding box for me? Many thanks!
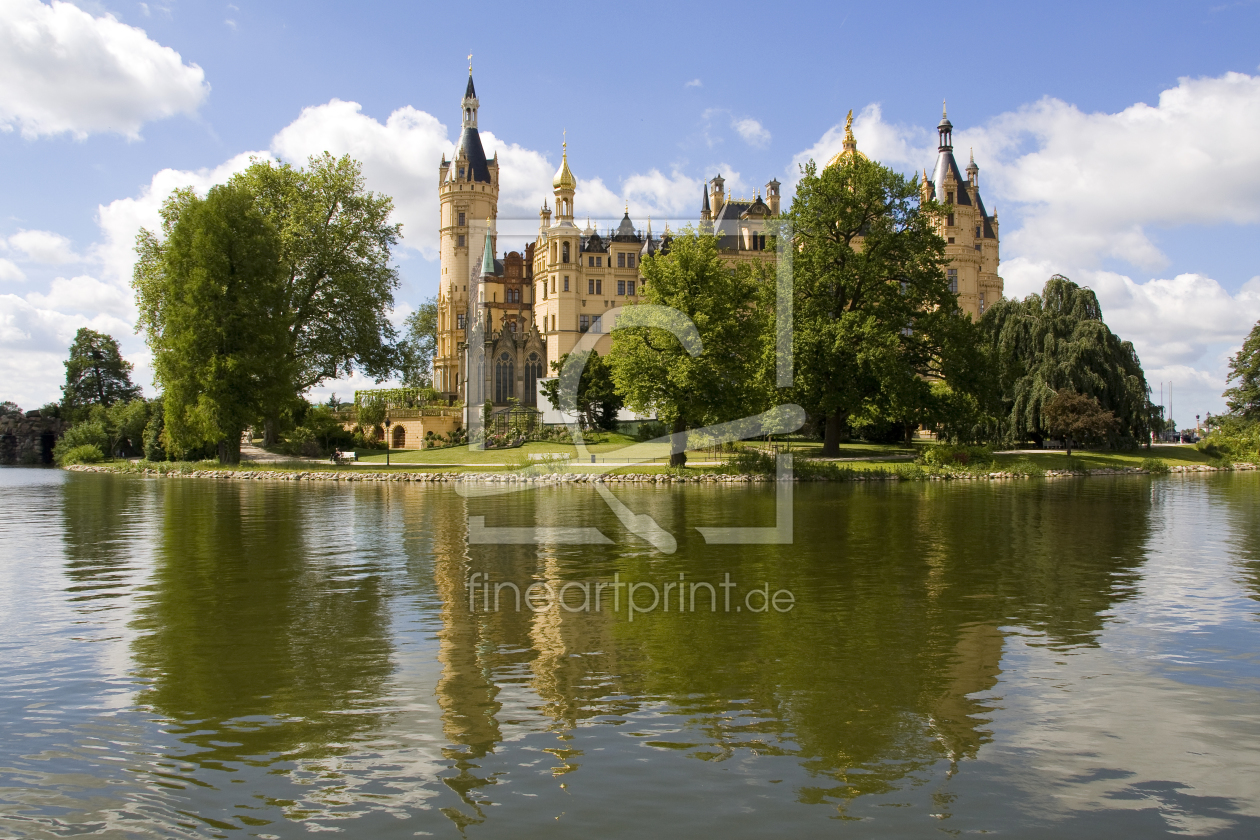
[825,110,869,169]
[552,141,576,190]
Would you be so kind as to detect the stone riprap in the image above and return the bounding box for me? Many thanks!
[65,462,1257,483]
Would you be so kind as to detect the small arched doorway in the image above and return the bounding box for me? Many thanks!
[392,425,406,449]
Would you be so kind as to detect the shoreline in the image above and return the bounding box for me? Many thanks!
[65,462,1258,484]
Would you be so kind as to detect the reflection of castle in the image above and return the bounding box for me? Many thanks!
[434,72,1004,408]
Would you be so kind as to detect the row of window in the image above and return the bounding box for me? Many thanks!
[541,276,639,298]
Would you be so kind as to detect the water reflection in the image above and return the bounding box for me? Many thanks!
[129,480,396,770]
[431,479,1154,817]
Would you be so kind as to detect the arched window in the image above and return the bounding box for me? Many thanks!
[392,425,406,448]
[494,352,515,403]
[562,242,570,263]
[525,353,542,406]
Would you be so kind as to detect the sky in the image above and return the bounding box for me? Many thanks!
[2,0,1259,426]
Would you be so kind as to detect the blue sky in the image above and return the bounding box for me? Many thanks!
[3,0,1260,424]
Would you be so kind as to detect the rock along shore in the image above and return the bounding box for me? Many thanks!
[65,462,1258,484]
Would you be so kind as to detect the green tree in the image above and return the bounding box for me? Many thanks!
[133,183,290,464]
[1043,390,1119,456]
[541,350,623,432]
[60,328,141,419]
[980,275,1150,446]
[608,229,765,466]
[1224,319,1260,422]
[399,296,438,388]
[233,154,402,442]
[784,157,975,455]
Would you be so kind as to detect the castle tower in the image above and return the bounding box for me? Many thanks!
[434,67,501,400]
[926,103,1003,320]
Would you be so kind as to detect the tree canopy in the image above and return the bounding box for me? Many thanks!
[783,156,983,454]
[61,328,141,419]
[134,181,290,463]
[979,275,1150,445]
[608,229,766,465]
[541,350,623,432]
[230,153,401,439]
[1042,390,1119,456]
[1224,319,1260,422]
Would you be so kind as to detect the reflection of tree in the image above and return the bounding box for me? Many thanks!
[130,480,394,768]
[61,474,150,609]
[434,480,1153,817]
[1215,476,1260,611]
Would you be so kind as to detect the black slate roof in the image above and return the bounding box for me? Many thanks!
[453,127,492,183]
[582,232,607,253]
[931,149,972,206]
[465,74,477,100]
[613,212,641,243]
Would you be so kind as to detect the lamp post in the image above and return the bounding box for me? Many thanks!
[384,416,392,466]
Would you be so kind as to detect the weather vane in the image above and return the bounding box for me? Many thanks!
[468,53,473,72]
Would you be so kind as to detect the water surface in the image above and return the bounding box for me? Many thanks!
[1,468,1259,838]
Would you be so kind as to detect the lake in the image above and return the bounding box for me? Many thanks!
[1,468,1259,838]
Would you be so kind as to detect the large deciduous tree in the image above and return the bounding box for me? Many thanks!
[608,229,766,466]
[134,183,290,464]
[234,153,402,442]
[1224,319,1260,422]
[61,328,141,418]
[785,157,979,455]
[980,275,1150,446]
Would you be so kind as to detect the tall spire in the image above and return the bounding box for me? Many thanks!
[480,219,495,276]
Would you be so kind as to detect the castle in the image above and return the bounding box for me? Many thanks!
[433,73,1003,411]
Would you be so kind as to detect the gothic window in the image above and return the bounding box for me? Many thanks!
[562,242,570,263]
[457,313,466,330]
[627,280,636,296]
[525,353,542,406]
[494,352,515,403]
[975,226,981,238]
[947,269,958,294]
[617,252,625,268]
[946,191,953,203]
[459,167,465,178]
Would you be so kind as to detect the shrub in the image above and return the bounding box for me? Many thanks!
[57,444,105,465]
[1141,457,1170,474]
[718,448,777,475]
[919,444,994,469]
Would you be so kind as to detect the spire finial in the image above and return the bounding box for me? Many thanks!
[468,53,473,73]
[562,128,566,155]
[943,99,947,119]
[970,147,974,163]
[625,201,629,215]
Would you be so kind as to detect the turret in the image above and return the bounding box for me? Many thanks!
[552,140,576,223]
[765,178,781,215]
[710,173,725,216]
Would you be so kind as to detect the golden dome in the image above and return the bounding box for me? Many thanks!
[826,110,868,169]
[552,141,576,190]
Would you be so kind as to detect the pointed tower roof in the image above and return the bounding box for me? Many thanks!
[614,209,640,242]
[481,221,496,276]
[701,181,711,213]
[826,110,869,168]
[930,104,970,205]
[464,73,477,101]
[552,140,576,190]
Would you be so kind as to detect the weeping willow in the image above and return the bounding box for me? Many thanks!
[980,275,1151,445]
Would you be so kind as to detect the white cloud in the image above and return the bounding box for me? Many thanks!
[685,78,702,88]
[0,258,25,282]
[0,0,209,139]
[732,117,771,148]
[789,103,933,182]
[25,273,134,317]
[6,229,81,264]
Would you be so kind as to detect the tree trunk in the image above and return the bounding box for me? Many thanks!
[822,413,845,457]
[669,417,688,468]
[218,433,242,465]
[1065,436,1073,457]
[263,415,278,447]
